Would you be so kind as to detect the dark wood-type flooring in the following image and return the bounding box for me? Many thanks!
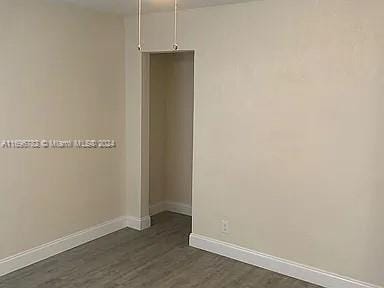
[0,212,322,288]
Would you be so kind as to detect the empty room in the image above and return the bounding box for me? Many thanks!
[0,0,383,288]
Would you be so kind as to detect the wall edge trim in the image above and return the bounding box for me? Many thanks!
[0,215,151,277]
[150,201,192,216]
[189,233,381,288]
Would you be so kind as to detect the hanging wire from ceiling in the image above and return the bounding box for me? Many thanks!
[137,0,142,51]
[173,0,178,51]
[138,0,178,51]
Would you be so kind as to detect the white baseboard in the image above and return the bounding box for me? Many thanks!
[149,202,167,216]
[150,201,192,216]
[189,234,381,288]
[166,201,192,216]
[126,215,151,231]
[0,215,151,277]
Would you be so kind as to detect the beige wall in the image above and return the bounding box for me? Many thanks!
[149,54,167,205]
[0,0,126,259]
[124,17,143,218]
[149,52,194,207]
[125,0,384,286]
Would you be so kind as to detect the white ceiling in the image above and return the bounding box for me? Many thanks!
[50,0,257,15]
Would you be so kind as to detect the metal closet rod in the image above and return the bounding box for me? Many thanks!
[137,0,142,51]
[173,0,178,51]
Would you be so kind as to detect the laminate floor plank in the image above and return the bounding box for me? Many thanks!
[0,212,322,288]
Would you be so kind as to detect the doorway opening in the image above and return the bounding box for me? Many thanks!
[142,51,194,228]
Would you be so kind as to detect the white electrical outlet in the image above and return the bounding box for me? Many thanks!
[222,220,229,233]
